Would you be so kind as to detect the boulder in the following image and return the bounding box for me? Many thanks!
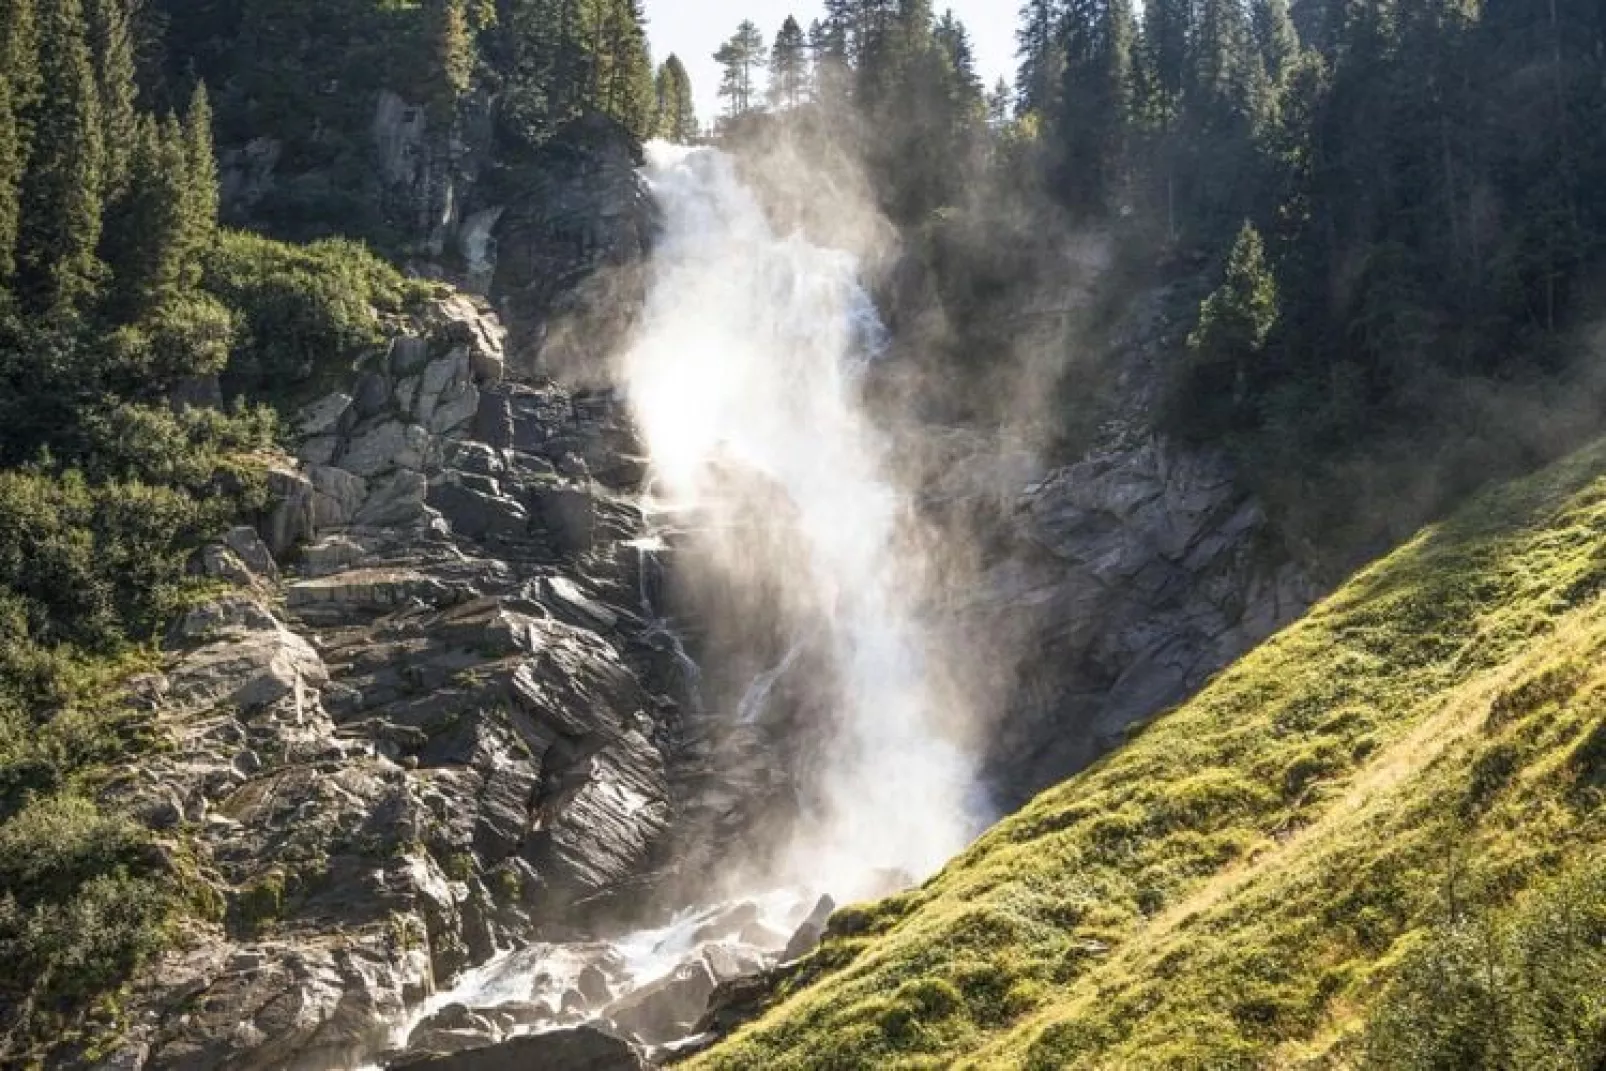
[224,526,280,583]
[429,383,482,436]
[355,371,393,419]
[262,465,317,557]
[531,484,595,555]
[416,354,471,427]
[298,435,341,466]
[390,335,432,377]
[342,421,432,478]
[390,1025,647,1071]
[298,392,354,439]
[299,534,371,577]
[167,624,327,715]
[605,959,717,1044]
[357,471,431,528]
[781,895,836,962]
[407,1004,499,1055]
[308,465,370,529]
[169,596,281,645]
[287,568,452,611]
[428,481,529,541]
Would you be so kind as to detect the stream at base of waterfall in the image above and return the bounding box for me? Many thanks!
[370,142,985,1068]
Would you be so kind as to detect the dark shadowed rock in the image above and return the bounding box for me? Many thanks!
[389,1025,647,1071]
[780,895,836,962]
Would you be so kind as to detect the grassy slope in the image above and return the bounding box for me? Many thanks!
[691,438,1606,1070]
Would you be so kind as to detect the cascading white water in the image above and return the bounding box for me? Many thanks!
[371,144,992,1065]
[622,143,984,902]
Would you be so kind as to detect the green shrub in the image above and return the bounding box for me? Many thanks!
[1364,856,1606,1070]
[0,796,172,1012]
[206,230,427,400]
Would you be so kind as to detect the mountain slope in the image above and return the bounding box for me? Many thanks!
[690,438,1606,1070]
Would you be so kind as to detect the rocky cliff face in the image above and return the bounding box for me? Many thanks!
[96,142,1322,1067]
[972,285,1317,805]
[95,294,703,1070]
[222,95,652,373]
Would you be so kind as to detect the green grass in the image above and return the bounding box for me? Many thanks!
[692,437,1606,1070]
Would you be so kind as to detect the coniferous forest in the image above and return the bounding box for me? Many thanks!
[0,0,1604,1064]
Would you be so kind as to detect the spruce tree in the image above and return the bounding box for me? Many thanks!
[101,113,185,318]
[15,0,105,319]
[1188,221,1279,401]
[935,10,984,105]
[584,0,653,138]
[181,80,218,275]
[770,15,809,108]
[1251,0,1301,81]
[0,0,41,118]
[1140,0,1192,119]
[84,0,136,198]
[1015,0,1064,118]
[714,20,766,119]
[1057,0,1135,216]
[653,55,698,142]
[0,77,22,290]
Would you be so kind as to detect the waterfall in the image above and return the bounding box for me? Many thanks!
[621,142,983,903]
[371,143,989,1065]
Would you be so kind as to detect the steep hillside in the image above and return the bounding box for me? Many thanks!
[691,437,1606,1069]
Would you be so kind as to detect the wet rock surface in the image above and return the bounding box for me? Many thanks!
[98,295,710,1070]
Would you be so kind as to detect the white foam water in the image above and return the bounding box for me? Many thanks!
[622,142,983,903]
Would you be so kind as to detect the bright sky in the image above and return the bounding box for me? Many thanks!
[642,1,1017,130]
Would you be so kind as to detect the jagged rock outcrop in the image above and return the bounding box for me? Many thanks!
[97,295,692,1070]
[967,284,1318,805]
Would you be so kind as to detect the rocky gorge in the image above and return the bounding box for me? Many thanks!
[76,127,1320,1070]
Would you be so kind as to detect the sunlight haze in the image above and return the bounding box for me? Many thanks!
[642,0,1016,131]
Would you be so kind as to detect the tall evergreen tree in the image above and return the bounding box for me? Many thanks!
[810,7,853,107]
[1251,0,1301,81]
[181,80,218,268]
[84,0,136,197]
[15,0,104,319]
[714,20,766,119]
[1183,220,1279,423]
[593,0,654,139]
[1139,0,1192,119]
[653,54,698,142]
[1055,0,1134,215]
[0,78,22,291]
[1015,0,1064,117]
[769,15,809,108]
[935,9,983,104]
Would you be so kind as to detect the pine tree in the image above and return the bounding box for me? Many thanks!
[714,20,766,119]
[769,15,808,108]
[1251,0,1301,80]
[811,8,853,107]
[1015,0,1064,117]
[84,0,136,197]
[653,54,698,142]
[1139,0,1192,120]
[15,0,105,319]
[1,0,41,119]
[101,112,185,318]
[0,78,22,290]
[935,10,983,105]
[1056,0,1135,216]
[1188,220,1279,398]
[987,76,1013,127]
[181,80,218,271]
